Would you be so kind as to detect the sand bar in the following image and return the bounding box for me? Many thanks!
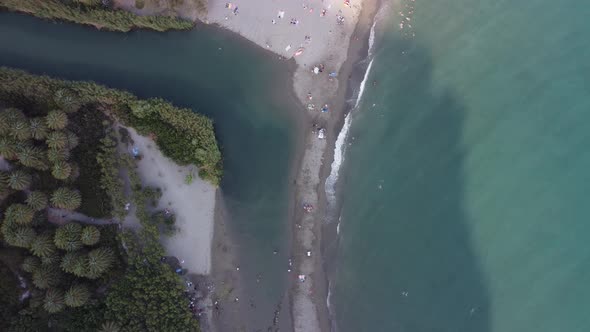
[126,127,216,275]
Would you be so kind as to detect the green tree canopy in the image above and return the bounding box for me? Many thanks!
[0,136,18,160]
[30,233,57,258]
[4,204,35,225]
[54,223,83,252]
[45,110,68,130]
[50,187,82,210]
[60,252,86,277]
[86,247,114,279]
[64,284,90,308]
[43,288,66,313]
[47,146,70,163]
[51,160,72,180]
[26,191,48,211]
[22,256,42,274]
[32,265,62,289]
[29,117,49,140]
[7,170,32,190]
[46,131,68,149]
[81,226,100,246]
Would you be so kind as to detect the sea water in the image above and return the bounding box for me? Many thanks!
[332,0,590,331]
[0,13,299,329]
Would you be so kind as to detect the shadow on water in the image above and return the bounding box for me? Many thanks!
[333,36,490,332]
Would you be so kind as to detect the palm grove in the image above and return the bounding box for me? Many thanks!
[0,68,221,331]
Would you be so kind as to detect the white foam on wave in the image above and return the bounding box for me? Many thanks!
[324,57,374,210]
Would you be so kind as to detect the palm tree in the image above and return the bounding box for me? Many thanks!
[81,226,100,246]
[47,147,70,163]
[7,226,36,248]
[51,160,72,180]
[7,170,32,190]
[46,131,68,149]
[54,223,82,252]
[5,204,34,225]
[65,131,79,149]
[54,89,80,113]
[22,256,41,273]
[60,252,85,275]
[0,136,17,159]
[43,288,66,313]
[4,108,26,123]
[86,247,114,279]
[99,321,121,332]
[41,253,61,266]
[10,118,32,141]
[30,233,57,258]
[16,145,48,171]
[26,191,48,211]
[64,284,90,307]
[29,117,49,140]
[32,265,61,289]
[45,110,68,130]
[50,188,82,210]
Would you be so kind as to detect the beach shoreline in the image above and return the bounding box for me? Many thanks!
[202,0,380,331]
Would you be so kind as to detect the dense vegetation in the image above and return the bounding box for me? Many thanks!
[0,70,206,331]
[0,67,222,184]
[0,0,194,32]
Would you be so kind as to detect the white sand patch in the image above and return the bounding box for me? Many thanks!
[127,127,216,275]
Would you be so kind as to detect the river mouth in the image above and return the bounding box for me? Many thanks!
[0,12,302,331]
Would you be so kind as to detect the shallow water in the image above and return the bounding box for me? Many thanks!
[333,0,590,331]
[0,13,299,329]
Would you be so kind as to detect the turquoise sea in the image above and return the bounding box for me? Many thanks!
[0,13,299,330]
[333,0,590,331]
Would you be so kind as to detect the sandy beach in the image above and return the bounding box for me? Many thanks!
[205,0,379,331]
[125,127,217,275]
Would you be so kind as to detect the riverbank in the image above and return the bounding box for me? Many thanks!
[205,0,379,331]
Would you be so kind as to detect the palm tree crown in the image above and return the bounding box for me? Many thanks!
[7,170,32,190]
[47,147,70,163]
[45,110,68,130]
[16,145,48,171]
[22,256,42,273]
[86,247,114,279]
[50,187,82,210]
[0,136,18,159]
[30,233,57,258]
[32,265,61,289]
[53,89,80,113]
[26,191,48,211]
[65,131,79,149]
[51,160,72,180]
[29,117,49,140]
[4,226,36,248]
[54,223,82,251]
[81,226,101,246]
[46,131,68,150]
[5,204,35,225]
[43,288,66,313]
[64,284,90,307]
